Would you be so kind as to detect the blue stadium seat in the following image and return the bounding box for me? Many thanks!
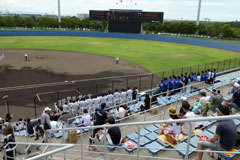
[53,132,63,138]
[174,142,195,158]
[145,141,164,155]
[136,128,150,136]
[189,136,200,148]
[107,144,122,151]
[144,132,158,141]
[156,139,169,148]
[218,150,240,160]
[145,125,158,132]
[132,136,151,147]
[126,132,138,141]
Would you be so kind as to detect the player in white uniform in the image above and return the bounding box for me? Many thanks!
[126,87,133,102]
[106,91,114,107]
[113,89,121,105]
[121,89,127,104]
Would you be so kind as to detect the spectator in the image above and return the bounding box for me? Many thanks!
[197,72,201,82]
[50,116,58,134]
[89,103,108,149]
[35,119,44,141]
[224,83,240,111]
[179,97,188,117]
[140,94,151,111]
[116,57,119,64]
[5,113,13,123]
[82,109,91,127]
[0,127,16,160]
[202,90,222,116]
[181,102,196,135]
[162,78,169,96]
[197,105,237,160]
[41,107,52,143]
[62,102,69,113]
[97,117,121,145]
[132,87,138,100]
[158,106,180,135]
[114,105,127,120]
[18,118,25,131]
[113,89,121,105]
[199,92,208,109]
[26,119,34,135]
[126,87,133,102]
[158,80,164,94]
[120,89,127,104]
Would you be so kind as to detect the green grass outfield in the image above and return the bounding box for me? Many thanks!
[0,36,239,75]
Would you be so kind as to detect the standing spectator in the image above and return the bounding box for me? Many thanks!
[116,57,119,64]
[41,107,51,143]
[126,87,133,102]
[26,119,34,135]
[224,83,240,111]
[97,117,121,145]
[158,80,164,94]
[197,105,237,160]
[5,113,13,123]
[24,53,28,61]
[89,103,108,150]
[197,72,201,82]
[162,78,169,96]
[132,87,138,100]
[0,127,16,160]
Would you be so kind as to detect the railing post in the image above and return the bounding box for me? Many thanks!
[223,60,226,71]
[136,125,140,160]
[112,81,114,92]
[34,96,37,118]
[234,58,237,68]
[96,84,98,94]
[80,128,84,160]
[139,76,142,92]
[104,127,107,160]
[185,122,193,160]
[151,73,154,90]
[217,61,220,72]
[229,59,231,69]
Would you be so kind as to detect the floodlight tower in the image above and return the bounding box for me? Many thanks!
[196,0,202,34]
[58,0,61,28]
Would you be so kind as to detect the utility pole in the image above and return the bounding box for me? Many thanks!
[196,0,202,35]
[58,0,61,28]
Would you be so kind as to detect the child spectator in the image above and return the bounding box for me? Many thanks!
[26,119,34,135]
[82,109,91,127]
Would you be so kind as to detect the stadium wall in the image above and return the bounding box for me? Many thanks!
[0,30,240,53]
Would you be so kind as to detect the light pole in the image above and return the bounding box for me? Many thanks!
[58,0,61,28]
[196,0,202,34]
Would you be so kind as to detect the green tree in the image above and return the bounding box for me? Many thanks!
[209,22,222,37]
[13,16,23,27]
[23,17,36,27]
[222,24,233,38]
[4,16,16,27]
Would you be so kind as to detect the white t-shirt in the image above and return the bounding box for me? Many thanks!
[182,112,196,135]
[115,107,126,119]
[199,97,208,107]
[82,114,91,126]
[126,89,133,98]
[62,104,69,113]
[197,76,201,82]
[50,121,58,133]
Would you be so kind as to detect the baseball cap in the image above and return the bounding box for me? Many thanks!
[44,107,52,112]
[233,83,239,88]
[181,97,187,102]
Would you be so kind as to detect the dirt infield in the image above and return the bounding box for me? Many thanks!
[0,49,157,120]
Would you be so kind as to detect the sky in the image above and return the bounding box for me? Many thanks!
[0,0,239,21]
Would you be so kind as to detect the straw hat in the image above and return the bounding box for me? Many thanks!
[168,106,178,116]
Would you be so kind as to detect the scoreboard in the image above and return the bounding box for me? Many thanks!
[90,10,164,23]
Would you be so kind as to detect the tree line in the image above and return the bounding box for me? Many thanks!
[0,15,239,39]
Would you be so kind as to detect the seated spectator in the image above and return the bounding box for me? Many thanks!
[97,117,121,145]
[50,116,59,134]
[17,118,25,131]
[26,119,34,135]
[202,90,222,116]
[158,106,180,135]
[192,101,202,115]
[0,127,15,160]
[181,102,196,135]
[179,97,188,118]
[197,105,237,160]
[35,119,44,141]
[224,83,240,112]
[114,105,127,120]
[132,87,138,100]
[199,92,208,110]
[140,94,151,111]
[82,109,91,127]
